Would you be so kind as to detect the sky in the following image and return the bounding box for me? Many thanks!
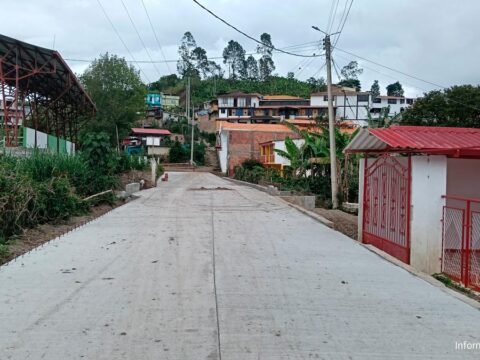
[4,0,480,97]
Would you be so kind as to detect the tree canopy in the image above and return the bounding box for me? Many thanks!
[370,80,380,99]
[338,61,363,91]
[402,85,480,127]
[80,53,145,144]
[386,81,404,96]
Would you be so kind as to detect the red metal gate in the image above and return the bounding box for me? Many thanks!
[442,196,480,291]
[363,155,411,263]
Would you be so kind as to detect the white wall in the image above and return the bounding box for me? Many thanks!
[446,158,480,199]
[410,155,447,274]
[218,130,229,173]
[25,127,48,149]
[273,139,304,166]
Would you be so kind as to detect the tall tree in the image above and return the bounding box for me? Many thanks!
[386,81,404,96]
[149,74,180,92]
[177,32,199,78]
[257,33,275,80]
[223,40,247,80]
[338,61,363,91]
[307,77,327,92]
[245,55,259,80]
[370,80,380,99]
[80,53,145,143]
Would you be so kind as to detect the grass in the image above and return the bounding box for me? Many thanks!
[432,273,480,301]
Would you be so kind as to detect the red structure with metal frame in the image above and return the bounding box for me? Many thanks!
[442,195,480,291]
[0,34,95,147]
[362,155,411,263]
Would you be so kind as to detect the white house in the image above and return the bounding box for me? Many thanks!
[345,126,480,291]
[311,86,370,125]
[370,96,415,118]
[310,86,416,125]
[217,92,261,120]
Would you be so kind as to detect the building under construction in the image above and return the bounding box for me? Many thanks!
[0,34,95,148]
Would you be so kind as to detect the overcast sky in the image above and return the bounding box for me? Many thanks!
[4,0,480,97]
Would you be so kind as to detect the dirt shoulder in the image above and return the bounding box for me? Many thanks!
[0,201,124,266]
[312,208,358,240]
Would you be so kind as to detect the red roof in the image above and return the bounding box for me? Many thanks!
[345,126,480,157]
[131,128,171,136]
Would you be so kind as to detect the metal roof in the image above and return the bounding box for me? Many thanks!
[131,128,172,136]
[345,126,480,157]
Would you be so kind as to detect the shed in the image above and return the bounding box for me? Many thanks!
[345,126,480,291]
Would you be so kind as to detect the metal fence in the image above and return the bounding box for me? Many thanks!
[442,196,480,291]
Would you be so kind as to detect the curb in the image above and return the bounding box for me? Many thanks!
[223,177,334,228]
[362,244,480,310]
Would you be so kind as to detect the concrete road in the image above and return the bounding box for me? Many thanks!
[1,172,479,360]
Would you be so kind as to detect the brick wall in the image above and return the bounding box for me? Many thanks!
[227,130,299,176]
[197,114,217,133]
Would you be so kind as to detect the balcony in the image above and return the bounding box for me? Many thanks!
[261,154,275,164]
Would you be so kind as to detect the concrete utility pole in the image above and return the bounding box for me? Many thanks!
[188,77,195,165]
[313,26,339,209]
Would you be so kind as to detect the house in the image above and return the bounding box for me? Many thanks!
[217,92,330,124]
[0,96,29,127]
[311,86,416,125]
[370,95,415,118]
[129,128,172,156]
[161,94,180,109]
[311,86,371,125]
[345,126,480,291]
[260,138,305,173]
[216,121,300,175]
[217,92,261,121]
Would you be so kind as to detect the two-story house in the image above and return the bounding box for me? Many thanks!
[217,92,331,124]
[370,96,415,118]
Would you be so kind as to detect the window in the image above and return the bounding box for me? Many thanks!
[373,97,381,103]
[246,97,251,107]
[357,94,370,102]
[400,99,405,104]
[237,97,246,107]
[220,97,229,106]
[388,99,397,104]
[220,109,226,114]
[407,98,414,105]
[323,95,335,101]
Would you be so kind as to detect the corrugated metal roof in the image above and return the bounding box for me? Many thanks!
[217,121,293,133]
[345,126,480,155]
[131,128,171,136]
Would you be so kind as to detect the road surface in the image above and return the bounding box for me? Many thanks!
[1,172,479,359]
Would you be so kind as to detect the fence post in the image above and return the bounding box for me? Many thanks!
[464,200,471,288]
[151,158,157,186]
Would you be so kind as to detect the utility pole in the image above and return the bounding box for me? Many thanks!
[313,26,339,209]
[188,77,195,165]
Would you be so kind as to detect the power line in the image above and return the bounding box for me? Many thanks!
[65,42,324,64]
[120,0,161,79]
[95,0,151,83]
[329,0,341,34]
[296,57,318,77]
[192,0,323,58]
[140,0,172,74]
[326,0,336,34]
[334,45,448,89]
[332,0,354,48]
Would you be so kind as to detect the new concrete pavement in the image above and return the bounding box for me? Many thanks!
[1,172,479,359]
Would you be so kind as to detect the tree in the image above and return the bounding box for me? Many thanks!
[338,61,363,91]
[386,81,404,96]
[177,32,199,78]
[149,74,180,92]
[307,77,327,92]
[80,53,145,145]
[287,72,295,80]
[402,85,480,127]
[245,55,259,80]
[370,80,380,99]
[223,40,247,79]
[191,46,222,79]
[340,61,363,80]
[257,33,275,80]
